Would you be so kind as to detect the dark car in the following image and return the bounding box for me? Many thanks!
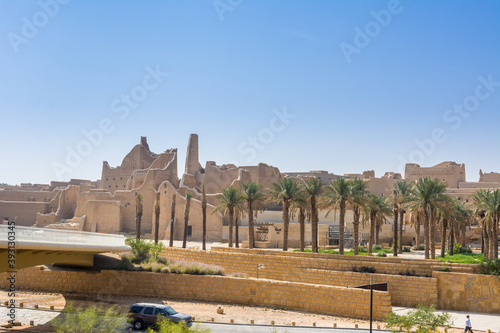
[128,302,193,330]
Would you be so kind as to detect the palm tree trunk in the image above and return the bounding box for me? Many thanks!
[375,219,380,245]
[415,212,421,249]
[494,214,499,259]
[430,208,436,259]
[228,207,234,248]
[182,197,191,249]
[135,192,143,240]
[339,199,346,255]
[461,223,466,247]
[441,218,447,258]
[369,211,376,254]
[311,196,318,253]
[399,210,404,253]
[202,186,207,251]
[488,221,494,259]
[154,192,160,244]
[135,215,142,240]
[393,201,398,257]
[248,201,254,249]
[424,207,430,259]
[353,206,360,255]
[282,200,290,251]
[481,220,485,256]
[482,219,489,259]
[299,206,305,252]
[235,215,239,248]
[449,219,455,255]
[169,194,176,247]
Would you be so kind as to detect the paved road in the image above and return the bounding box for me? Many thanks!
[0,307,379,332]
[0,307,59,326]
[193,323,383,333]
[2,306,499,333]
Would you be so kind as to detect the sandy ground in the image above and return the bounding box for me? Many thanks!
[0,290,477,333]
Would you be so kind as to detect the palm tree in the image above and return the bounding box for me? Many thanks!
[392,188,399,256]
[234,202,247,249]
[404,177,449,259]
[475,210,488,257]
[214,185,245,248]
[290,187,309,252]
[393,181,414,254]
[241,182,266,249]
[438,210,449,258]
[471,189,500,259]
[201,185,207,251]
[324,177,351,254]
[302,177,323,252]
[169,193,176,247]
[411,210,422,250]
[436,197,463,257]
[348,178,369,255]
[375,199,392,245]
[182,192,192,248]
[488,189,498,259]
[135,192,145,239]
[234,214,240,248]
[153,191,161,244]
[268,177,301,251]
[364,194,391,254]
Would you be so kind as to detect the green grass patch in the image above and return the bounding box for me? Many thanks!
[436,253,484,264]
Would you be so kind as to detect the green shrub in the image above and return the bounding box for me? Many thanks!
[51,303,127,333]
[386,305,453,333]
[231,272,247,278]
[480,259,500,276]
[125,236,154,263]
[151,242,164,261]
[402,246,411,253]
[358,246,368,253]
[399,269,417,276]
[452,243,473,255]
[146,317,210,333]
[412,244,425,250]
[157,256,169,265]
[437,266,450,272]
[117,254,136,271]
[373,244,383,251]
[352,266,376,273]
[377,252,387,257]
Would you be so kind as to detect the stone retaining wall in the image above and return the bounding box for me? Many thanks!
[162,248,438,307]
[210,247,479,275]
[434,271,500,314]
[0,267,392,320]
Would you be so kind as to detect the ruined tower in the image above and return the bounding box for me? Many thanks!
[184,134,200,175]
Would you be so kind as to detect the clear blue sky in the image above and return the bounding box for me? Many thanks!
[1,0,499,185]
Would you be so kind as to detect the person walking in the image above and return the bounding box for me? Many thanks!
[465,315,473,333]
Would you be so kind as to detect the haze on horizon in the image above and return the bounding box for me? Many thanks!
[0,0,499,186]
